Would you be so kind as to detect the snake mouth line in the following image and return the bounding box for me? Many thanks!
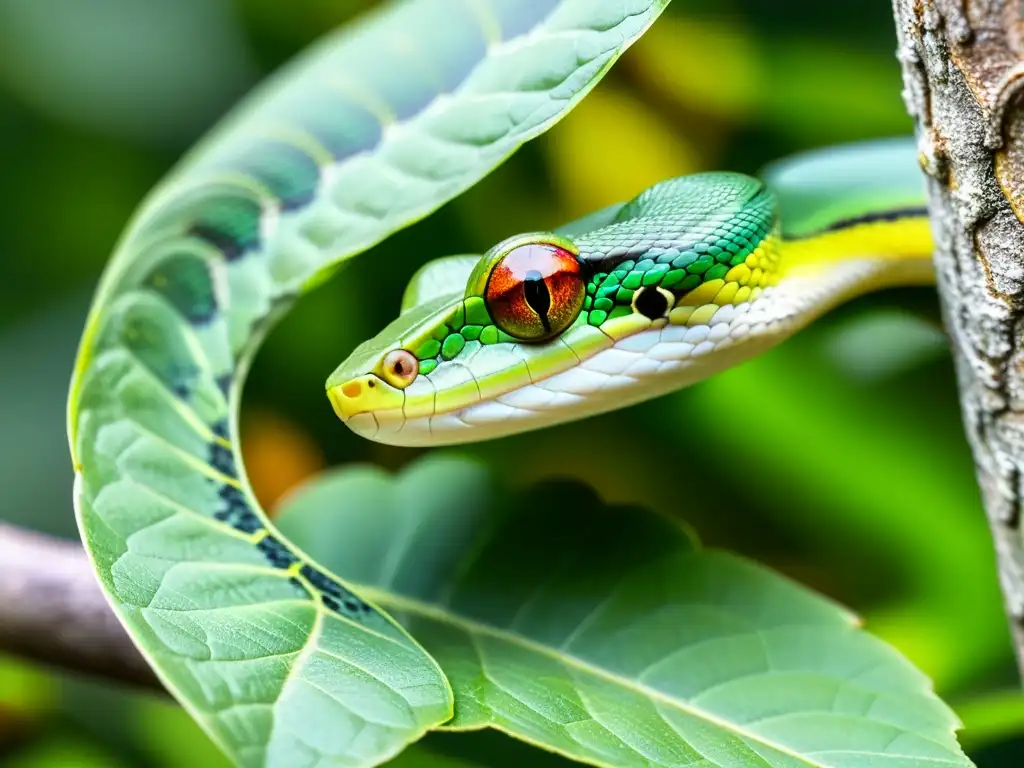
[329,314,655,430]
[327,376,473,426]
[329,302,765,437]
[330,318,743,446]
[328,368,538,428]
[333,328,773,448]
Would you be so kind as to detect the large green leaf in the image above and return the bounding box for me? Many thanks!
[69,2,673,767]
[277,456,972,768]
[682,319,1005,692]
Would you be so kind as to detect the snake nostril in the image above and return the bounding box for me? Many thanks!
[341,381,362,399]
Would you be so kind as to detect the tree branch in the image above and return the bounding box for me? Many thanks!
[892,0,1024,672]
[0,523,160,690]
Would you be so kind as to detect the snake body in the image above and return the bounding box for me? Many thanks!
[65,1,935,764]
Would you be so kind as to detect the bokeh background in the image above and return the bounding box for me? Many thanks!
[2,0,1023,765]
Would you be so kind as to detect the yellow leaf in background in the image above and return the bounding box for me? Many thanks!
[623,14,909,143]
[544,85,702,220]
[625,14,762,123]
[240,409,325,515]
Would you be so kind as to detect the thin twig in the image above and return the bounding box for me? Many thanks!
[0,523,160,690]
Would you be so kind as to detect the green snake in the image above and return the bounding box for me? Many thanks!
[65,1,936,765]
[328,140,932,445]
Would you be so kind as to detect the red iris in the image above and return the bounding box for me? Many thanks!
[485,243,585,341]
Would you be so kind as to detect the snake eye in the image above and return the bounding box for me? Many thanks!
[381,349,418,389]
[484,242,585,341]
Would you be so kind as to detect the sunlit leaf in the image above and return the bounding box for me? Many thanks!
[279,456,971,768]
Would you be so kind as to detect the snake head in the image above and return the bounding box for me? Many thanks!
[328,174,782,446]
[327,232,601,445]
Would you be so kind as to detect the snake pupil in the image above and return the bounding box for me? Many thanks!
[634,286,671,319]
[523,269,552,333]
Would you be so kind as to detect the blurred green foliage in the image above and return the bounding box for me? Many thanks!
[0,0,1021,765]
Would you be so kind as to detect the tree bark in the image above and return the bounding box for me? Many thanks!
[892,0,1024,672]
[0,523,159,690]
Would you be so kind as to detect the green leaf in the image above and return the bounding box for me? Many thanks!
[278,456,972,768]
[69,2,674,767]
[682,321,1006,692]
